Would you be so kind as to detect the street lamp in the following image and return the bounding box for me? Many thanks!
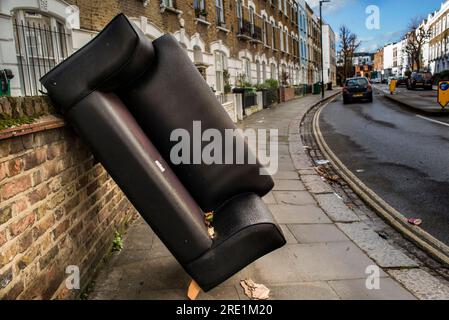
[320,0,330,99]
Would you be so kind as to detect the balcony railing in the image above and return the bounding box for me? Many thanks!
[237,11,263,43]
[237,19,252,40]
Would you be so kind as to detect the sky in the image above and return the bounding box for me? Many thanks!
[307,0,444,52]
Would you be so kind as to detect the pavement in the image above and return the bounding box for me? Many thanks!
[319,93,449,247]
[375,84,449,114]
[87,90,449,300]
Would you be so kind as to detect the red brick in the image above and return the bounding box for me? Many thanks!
[0,229,6,247]
[0,175,32,200]
[0,205,12,225]
[32,214,55,240]
[7,158,24,177]
[27,183,50,205]
[12,199,28,215]
[18,230,33,253]
[47,143,66,160]
[10,212,35,237]
[23,148,47,171]
[0,242,20,269]
[39,245,59,270]
[52,219,69,240]
[0,163,6,182]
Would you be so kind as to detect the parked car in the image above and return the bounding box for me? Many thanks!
[406,71,433,90]
[397,76,408,86]
[342,77,373,104]
[371,77,381,84]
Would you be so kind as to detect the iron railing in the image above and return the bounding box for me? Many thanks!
[242,91,257,109]
[13,20,70,96]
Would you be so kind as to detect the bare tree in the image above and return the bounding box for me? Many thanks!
[339,25,361,81]
[404,17,431,71]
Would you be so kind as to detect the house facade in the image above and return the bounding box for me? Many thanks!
[322,23,336,85]
[305,2,320,84]
[425,0,449,73]
[0,0,330,98]
[296,0,308,84]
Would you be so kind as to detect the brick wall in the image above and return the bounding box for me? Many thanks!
[0,97,137,299]
[67,0,300,68]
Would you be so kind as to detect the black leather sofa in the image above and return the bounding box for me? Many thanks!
[41,14,285,292]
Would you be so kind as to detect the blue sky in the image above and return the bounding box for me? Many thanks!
[307,0,444,52]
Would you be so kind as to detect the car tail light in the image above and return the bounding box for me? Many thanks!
[367,84,372,92]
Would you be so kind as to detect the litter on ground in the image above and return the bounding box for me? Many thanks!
[240,279,270,300]
[315,159,330,165]
[407,218,422,226]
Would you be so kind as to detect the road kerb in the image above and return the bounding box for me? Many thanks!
[312,101,449,266]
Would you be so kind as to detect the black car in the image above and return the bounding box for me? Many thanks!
[397,76,408,86]
[406,71,433,90]
[343,77,373,104]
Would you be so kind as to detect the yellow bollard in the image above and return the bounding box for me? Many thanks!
[438,81,449,109]
[389,79,397,95]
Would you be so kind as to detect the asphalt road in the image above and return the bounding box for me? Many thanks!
[319,91,449,246]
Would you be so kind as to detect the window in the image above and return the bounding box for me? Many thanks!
[194,0,206,18]
[193,46,203,64]
[278,0,282,11]
[249,6,255,35]
[236,0,243,29]
[256,61,261,84]
[262,17,268,45]
[270,63,277,80]
[280,27,284,51]
[262,61,267,81]
[285,29,289,53]
[162,0,174,8]
[242,58,251,82]
[215,51,227,92]
[216,0,225,26]
[13,10,70,96]
[271,22,276,49]
[284,0,288,16]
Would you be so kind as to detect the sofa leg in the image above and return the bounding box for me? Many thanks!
[187,279,201,300]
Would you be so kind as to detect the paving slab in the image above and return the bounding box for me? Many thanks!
[279,224,298,244]
[272,179,306,191]
[262,192,277,204]
[328,278,416,300]
[298,168,316,175]
[314,193,360,222]
[237,282,340,300]
[273,191,316,205]
[123,221,154,250]
[288,242,387,282]
[288,224,349,244]
[301,175,334,194]
[268,204,332,224]
[337,222,418,268]
[387,269,449,300]
[272,170,299,180]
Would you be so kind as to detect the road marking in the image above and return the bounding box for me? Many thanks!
[416,115,449,127]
